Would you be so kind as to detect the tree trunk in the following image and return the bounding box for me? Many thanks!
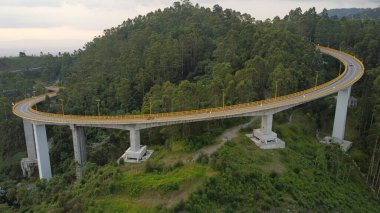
[368,137,379,183]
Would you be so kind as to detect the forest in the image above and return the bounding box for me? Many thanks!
[1,1,380,212]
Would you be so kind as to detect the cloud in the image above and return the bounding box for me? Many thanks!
[0,0,378,56]
[0,0,62,7]
[0,1,174,30]
[0,26,99,41]
[1,1,379,29]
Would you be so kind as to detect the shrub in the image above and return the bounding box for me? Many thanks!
[274,182,284,191]
[293,166,301,174]
[108,183,117,194]
[118,158,124,166]
[240,126,253,133]
[196,153,209,165]
[260,202,271,211]
[145,161,164,173]
[270,171,278,179]
[174,161,184,168]
[162,183,179,192]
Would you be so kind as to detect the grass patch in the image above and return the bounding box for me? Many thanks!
[92,164,211,212]
[117,164,208,196]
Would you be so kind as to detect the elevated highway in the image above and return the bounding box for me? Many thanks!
[13,46,365,180]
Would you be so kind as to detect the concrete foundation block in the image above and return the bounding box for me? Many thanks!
[121,145,153,163]
[253,129,278,144]
[247,132,285,149]
[20,158,38,177]
[321,136,352,152]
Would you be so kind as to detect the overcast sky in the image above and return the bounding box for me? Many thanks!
[1,0,379,57]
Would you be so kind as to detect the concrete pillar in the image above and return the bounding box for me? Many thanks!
[121,128,150,162]
[254,114,277,144]
[249,113,285,149]
[71,125,87,179]
[332,86,351,140]
[261,114,273,134]
[21,120,38,177]
[33,124,52,180]
[130,129,141,151]
[23,119,37,160]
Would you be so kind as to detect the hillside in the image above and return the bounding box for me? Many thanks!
[1,1,380,212]
[353,7,380,19]
[327,8,371,19]
[327,7,380,19]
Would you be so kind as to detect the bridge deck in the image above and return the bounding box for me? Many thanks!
[12,46,365,126]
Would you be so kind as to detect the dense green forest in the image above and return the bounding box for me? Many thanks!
[1,1,380,212]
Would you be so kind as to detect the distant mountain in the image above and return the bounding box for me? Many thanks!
[327,8,380,19]
[353,7,380,19]
[327,8,370,19]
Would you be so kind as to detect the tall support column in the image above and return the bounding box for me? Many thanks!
[332,86,351,140]
[23,119,37,160]
[130,129,141,151]
[21,120,38,177]
[248,113,285,149]
[121,128,152,163]
[261,114,273,135]
[33,124,52,180]
[70,125,87,179]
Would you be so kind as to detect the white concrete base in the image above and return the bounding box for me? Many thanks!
[253,129,278,144]
[321,136,352,152]
[246,133,285,149]
[21,158,37,177]
[120,145,153,163]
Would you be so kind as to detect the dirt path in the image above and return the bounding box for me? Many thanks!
[192,118,256,161]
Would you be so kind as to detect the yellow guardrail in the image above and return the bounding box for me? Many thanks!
[12,46,365,124]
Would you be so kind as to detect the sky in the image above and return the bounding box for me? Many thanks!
[0,0,379,57]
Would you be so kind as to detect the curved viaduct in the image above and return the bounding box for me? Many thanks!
[13,46,365,180]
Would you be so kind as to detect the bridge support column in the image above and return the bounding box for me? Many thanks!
[33,124,52,180]
[120,128,152,163]
[71,125,87,179]
[21,119,38,177]
[247,114,285,149]
[332,86,351,140]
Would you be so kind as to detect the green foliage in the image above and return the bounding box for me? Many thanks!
[179,115,380,212]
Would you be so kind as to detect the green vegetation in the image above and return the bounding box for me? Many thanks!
[0,135,216,212]
[1,1,380,211]
[179,112,380,212]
